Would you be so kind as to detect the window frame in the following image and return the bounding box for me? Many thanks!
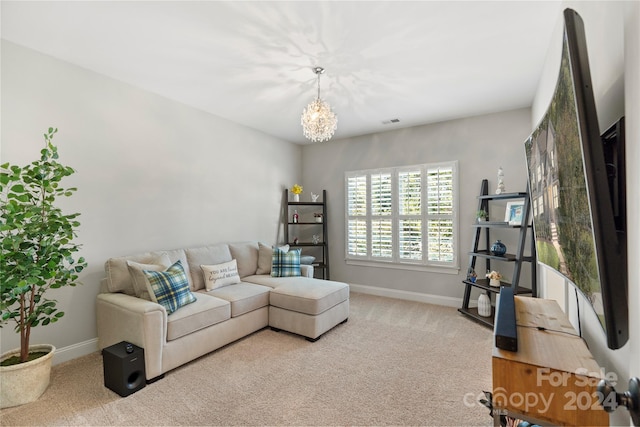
[344,161,459,273]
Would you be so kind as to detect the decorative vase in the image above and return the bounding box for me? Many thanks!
[315,217,322,223]
[490,240,507,256]
[0,344,55,408]
[489,278,501,287]
[477,294,492,317]
[293,194,300,202]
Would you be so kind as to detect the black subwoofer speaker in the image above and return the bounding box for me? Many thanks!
[102,341,146,397]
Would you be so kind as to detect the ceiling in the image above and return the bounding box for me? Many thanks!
[2,1,564,144]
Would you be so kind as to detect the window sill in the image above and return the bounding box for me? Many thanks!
[345,259,460,274]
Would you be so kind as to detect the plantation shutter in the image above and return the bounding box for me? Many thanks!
[346,174,368,257]
[345,161,457,270]
[371,172,392,258]
[398,169,422,261]
[426,166,454,262]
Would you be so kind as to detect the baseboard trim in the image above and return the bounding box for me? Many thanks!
[348,283,462,308]
[53,338,99,365]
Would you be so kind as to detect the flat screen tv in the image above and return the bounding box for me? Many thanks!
[524,8,628,349]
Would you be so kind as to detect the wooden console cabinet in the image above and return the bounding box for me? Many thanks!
[492,296,608,426]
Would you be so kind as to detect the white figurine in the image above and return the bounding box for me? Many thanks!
[496,167,506,194]
[311,192,320,202]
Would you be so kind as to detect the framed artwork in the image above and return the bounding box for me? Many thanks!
[505,201,524,225]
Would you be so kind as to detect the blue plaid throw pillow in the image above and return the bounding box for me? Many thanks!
[143,260,196,314]
[271,247,301,277]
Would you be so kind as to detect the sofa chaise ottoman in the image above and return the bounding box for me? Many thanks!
[96,241,349,380]
[243,274,349,341]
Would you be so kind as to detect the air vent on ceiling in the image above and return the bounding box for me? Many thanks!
[382,118,400,125]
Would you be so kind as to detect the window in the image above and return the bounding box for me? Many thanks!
[345,161,458,271]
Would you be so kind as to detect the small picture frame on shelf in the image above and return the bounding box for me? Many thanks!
[505,201,525,225]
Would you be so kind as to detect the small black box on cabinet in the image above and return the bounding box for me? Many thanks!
[102,341,146,397]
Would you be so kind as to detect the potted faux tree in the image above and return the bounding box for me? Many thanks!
[0,128,87,408]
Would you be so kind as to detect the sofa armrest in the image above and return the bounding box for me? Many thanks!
[96,293,167,379]
[300,264,314,278]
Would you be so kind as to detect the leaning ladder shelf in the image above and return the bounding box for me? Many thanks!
[284,189,329,280]
[458,179,536,328]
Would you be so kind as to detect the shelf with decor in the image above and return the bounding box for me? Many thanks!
[458,179,536,328]
[284,189,329,280]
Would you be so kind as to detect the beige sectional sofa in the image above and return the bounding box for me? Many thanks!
[96,241,349,380]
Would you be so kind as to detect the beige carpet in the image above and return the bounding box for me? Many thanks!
[0,293,494,426]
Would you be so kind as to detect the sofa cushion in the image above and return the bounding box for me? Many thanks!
[271,247,301,278]
[228,241,259,278]
[269,279,350,316]
[163,249,195,292]
[256,242,273,275]
[127,255,172,300]
[166,294,230,341]
[105,251,167,295]
[256,243,290,275]
[201,260,241,291]
[243,267,313,288]
[201,283,271,317]
[143,260,197,315]
[185,244,232,291]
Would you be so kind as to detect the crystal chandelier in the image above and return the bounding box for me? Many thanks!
[301,67,338,142]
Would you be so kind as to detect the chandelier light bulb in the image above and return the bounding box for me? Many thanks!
[301,67,338,142]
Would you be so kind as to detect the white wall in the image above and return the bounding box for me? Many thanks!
[1,41,301,362]
[531,3,639,425]
[301,108,532,305]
